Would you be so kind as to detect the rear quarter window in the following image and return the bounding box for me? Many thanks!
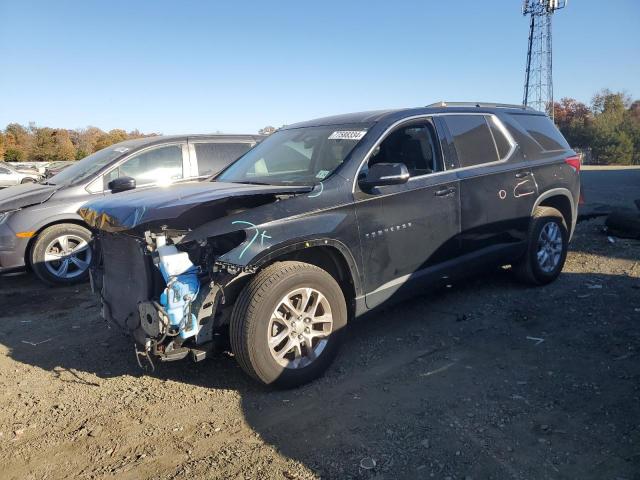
[510,114,570,151]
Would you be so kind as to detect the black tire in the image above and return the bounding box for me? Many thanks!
[513,206,568,285]
[230,261,347,388]
[605,208,640,239]
[30,223,93,286]
[21,177,36,184]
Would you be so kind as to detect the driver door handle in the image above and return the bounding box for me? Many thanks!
[435,186,456,197]
[515,171,531,179]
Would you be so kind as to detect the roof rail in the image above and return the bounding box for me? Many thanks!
[426,101,536,111]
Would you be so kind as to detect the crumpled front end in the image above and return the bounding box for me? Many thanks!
[91,230,231,370]
[80,180,321,370]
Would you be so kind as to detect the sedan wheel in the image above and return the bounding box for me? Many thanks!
[43,234,92,280]
[31,223,93,286]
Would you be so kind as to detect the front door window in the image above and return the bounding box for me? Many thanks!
[103,144,184,190]
[366,121,443,177]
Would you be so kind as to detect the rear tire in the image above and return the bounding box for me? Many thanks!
[513,206,568,285]
[30,223,93,286]
[230,261,347,388]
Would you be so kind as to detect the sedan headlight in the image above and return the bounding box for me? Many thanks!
[0,209,20,225]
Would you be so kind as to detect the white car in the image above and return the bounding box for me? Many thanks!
[0,162,41,187]
[14,162,49,175]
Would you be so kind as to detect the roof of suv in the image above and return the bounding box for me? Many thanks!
[284,103,545,129]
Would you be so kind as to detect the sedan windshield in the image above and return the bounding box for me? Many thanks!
[0,162,17,172]
[46,145,131,186]
[217,125,368,185]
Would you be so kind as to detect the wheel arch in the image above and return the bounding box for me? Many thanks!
[25,217,90,267]
[532,188,576,240]
[225,240,362,321]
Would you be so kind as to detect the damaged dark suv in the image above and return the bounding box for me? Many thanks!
[80,103,580,388]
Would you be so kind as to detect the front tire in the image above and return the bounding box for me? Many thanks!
[230,261,347,388]
[513,206,568,285]
[30,223,93,286]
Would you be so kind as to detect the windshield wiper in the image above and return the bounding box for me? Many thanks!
[233,180,271,186]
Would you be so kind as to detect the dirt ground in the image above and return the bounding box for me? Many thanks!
[1,217,639,480]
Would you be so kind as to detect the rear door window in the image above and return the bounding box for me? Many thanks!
[444,115,499,168]
[195,142,253,176]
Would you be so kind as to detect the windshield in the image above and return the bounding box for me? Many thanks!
[217,125,368,185]
[46,146,130,185]
[0,162,19,172]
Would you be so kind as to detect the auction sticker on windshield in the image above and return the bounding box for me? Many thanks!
[328,131,367,140]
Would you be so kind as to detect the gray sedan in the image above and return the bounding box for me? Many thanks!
[0,134,261,285]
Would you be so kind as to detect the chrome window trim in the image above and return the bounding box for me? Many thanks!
[188,139,257,145]
[352,113,518,193]
[84,141,188,195]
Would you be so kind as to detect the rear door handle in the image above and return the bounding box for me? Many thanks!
[435,186,456,197]
[515,171,531,179]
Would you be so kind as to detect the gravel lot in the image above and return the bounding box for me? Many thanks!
[1,217,639,480]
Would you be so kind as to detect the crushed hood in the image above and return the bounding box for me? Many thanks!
[0,183,57,212]
[78,181,312,232]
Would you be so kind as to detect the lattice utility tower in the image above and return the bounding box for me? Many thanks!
[522,0,567,120]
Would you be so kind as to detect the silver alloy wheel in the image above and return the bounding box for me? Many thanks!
[536,221,563,273]
[43,234,92,279]
[268,287,333,369]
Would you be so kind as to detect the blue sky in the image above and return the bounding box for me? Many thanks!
[1,0,638,134]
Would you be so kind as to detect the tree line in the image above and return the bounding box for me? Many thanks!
[0,124,158,163]
[1,89,638,165]
[554,89,640,165]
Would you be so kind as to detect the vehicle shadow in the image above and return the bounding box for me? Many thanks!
[1,264,639,479]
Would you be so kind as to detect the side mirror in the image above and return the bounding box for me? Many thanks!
[358,163,410,190]
[108,176,136,193]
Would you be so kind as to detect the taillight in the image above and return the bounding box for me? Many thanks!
[565,155,581,172]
